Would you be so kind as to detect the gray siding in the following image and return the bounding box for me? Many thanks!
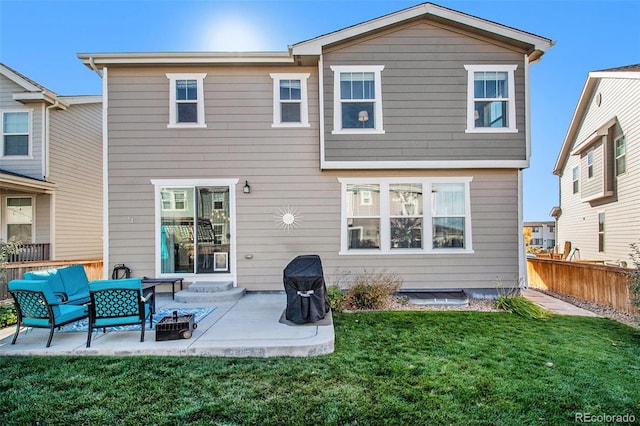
[0,75,45,179]
[49,102,103,259]
[322,20,527,163]
[558,77,640,263]
[106,66,519,290]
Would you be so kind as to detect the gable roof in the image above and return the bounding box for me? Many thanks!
[79,2,553,69]
[553,64,640,175]
[291,2,554,61]
[0,63,68,109]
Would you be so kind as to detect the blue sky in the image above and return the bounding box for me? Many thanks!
[1,0,639,222]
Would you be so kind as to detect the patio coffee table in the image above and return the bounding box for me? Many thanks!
[142,277,184,300]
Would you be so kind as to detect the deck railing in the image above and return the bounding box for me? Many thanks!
[0,259,103,302]
[527,257,637,315]
[5,243,50,262]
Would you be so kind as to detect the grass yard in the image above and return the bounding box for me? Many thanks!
[1,311,639,425]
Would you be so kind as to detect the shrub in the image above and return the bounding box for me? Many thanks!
[326,285,345,313]
[0,302,17,328]
[344,270,402,310]
[495,294,552,320]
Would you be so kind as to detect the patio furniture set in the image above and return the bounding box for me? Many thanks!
[7,265,155,347]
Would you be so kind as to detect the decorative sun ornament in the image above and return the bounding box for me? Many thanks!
[275,206,303,232]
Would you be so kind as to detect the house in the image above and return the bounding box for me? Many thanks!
[0,63,102,260]
[523,221,555,250]
[553,64,640,266]
[78,3,553,297]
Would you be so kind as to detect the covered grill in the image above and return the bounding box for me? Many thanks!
[283,255,330,324]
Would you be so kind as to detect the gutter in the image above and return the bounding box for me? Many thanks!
[88,57,103,78]
[44,100,61,179]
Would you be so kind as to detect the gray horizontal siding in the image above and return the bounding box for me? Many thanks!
[48,102,103,259]
[106,63,520,290]
[322,20,527,163]
[0,75,45,179]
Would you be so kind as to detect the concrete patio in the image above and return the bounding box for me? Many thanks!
[0,292,335,357]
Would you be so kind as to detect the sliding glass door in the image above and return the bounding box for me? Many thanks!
[159,185,231,274]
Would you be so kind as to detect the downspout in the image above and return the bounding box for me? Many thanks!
[101,67,109,278]
[88,57,103,78]
[86,57,108,276]
[318,54,325,170]
[518,170,527,290]
[45,100,60,260]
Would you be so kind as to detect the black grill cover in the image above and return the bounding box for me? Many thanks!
[283,255,330,324]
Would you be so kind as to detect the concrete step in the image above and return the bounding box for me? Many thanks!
[175,286,246,304]
[188,281,234,293]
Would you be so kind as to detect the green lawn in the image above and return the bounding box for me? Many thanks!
[1,311,639,425]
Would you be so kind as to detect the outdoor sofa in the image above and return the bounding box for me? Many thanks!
[23,264,91,305]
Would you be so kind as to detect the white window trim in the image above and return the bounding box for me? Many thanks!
[338,177,473,255]
[4,195,35,242]
[151,178,238,280]
[572,165,580,194]
[464,64,517,134]
[166,73,207,128]
[598,211,605,253]
[1,109,32,159]
[615,135,626,176]
[270,73,310,128]
[330,65,385,135]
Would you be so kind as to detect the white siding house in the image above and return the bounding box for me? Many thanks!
[524,221,555,250]
[553,64,640,266]
[0,63,102,260]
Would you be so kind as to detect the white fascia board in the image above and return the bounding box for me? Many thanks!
[589,71,640,80]
[321,159,529,170]
[292,3,552,55]
[12,92,68,109]
[0,174,58,193]
[0,64,42,92]
[553,76,598,175]
[78,52,294,67]
[60,95,102,105]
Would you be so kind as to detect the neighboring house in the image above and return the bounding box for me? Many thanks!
[523,221,555,250]
[553,64,640,265]
[79,3,553,296]
[0,63,102,260]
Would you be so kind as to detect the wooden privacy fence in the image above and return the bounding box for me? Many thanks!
[0,259,103,302]
[527,257,637,315]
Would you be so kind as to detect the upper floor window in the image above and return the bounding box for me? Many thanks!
[464,65,517,133]
[339,177,472,254]
[331,65,385,134]
[2,111,30,157]
[166,73,206,128]
[615,136,626,175]
[587,150,594,178]
[270,73,310,127]
[572,166,579,194]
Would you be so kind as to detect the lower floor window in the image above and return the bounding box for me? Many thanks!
[340,177,472,254]
[6,197,33,243]
[598,212,605,253]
